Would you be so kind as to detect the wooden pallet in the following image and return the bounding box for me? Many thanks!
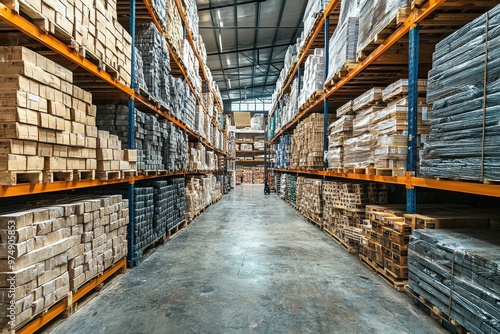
[324,228,359,254]
[375,168,406,177]
[134,233,168,265]
[73,170,95,181]
[343,166,375,175]
[79,46,104,69]
[2,0,49,31]
[0,170,42,186]
[325,61,359,87]
[96,170,121,180]
[43,170,74,183]
[167,220,188,239]
[406,288,469,334]
[359,254,407,292]
[121,170,138,178]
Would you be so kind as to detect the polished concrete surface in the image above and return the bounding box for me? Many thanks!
[50,185,445,334]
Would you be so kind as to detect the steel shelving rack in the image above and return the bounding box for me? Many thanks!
[267,0,500,212]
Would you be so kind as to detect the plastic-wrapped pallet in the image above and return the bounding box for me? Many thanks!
[299,48,325,109]
[409,229,500,334]
[422,5,500,181]
[0,194,128,331]
[326,0,360,83]
[357,0,410,58]
[302,0,328,50]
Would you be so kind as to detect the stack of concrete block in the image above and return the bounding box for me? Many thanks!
[151,0,167,29]
[299,49,324,109]
[164,122,188,171]
[0,194,128,331]
[0,46,132,185]
[135,22,170,108]
[95,105,130,148]
[296,177,323,223]
[169,76,195,130]
[134,47,148,92]
[132,187,154,259]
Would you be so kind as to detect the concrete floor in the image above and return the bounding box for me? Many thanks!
[49,185,445,334]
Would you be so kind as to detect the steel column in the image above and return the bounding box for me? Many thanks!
[406,24,420,214]
[323,17,329,169]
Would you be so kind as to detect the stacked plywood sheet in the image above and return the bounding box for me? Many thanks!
[409,229,500,334]
[0,195,128,331]
[422,5,500,182]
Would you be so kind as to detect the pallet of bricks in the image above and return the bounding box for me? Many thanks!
[296,177,322,226]
[290,113,333,170]
[0,47,137,186]
[323,181,388,253]
[0,194,128,331]
[1,0,133,85]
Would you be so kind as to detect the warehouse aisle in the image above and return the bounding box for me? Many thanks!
[50,185,444,334]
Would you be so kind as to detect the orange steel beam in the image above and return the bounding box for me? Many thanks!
[324,0,341,19]
[0,4,133,97]
[411,177,500,198]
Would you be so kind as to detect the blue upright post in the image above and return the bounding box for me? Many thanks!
[406,24,420,214]
[127,0,137,267]
[323,17,329,169]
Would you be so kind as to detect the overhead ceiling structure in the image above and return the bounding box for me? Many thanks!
[196,0,308,108]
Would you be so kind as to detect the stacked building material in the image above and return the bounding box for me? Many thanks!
[302,0,328,50]
[299,49,325,109]
[151,0,167,29]
[323,181,388,250]
[135,22,171,107]
[96,130,137,178]
[326,115,354,169]
[182,40,202,99]
[342,88,384,170]
[291,113,333,170]
[279,173,297,204]
[95,105,130,148]
[296,177,323,223]
[357,0,410,59]
[134,48,148,92]
[0,46,138,185]
[273,135,291,169]
[187,143,207,171]
[326,0,359,84]
[164,122,188,171]
[166,0,184,54]
[422,5,500,182]
[185,175,221,220]
[132,187,154,258]
[0,195,128,331]
[409,229,500,334]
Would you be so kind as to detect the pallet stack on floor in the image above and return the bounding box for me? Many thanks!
[0,194,129,331]
[296,177,322,225]
[184,175,221,221]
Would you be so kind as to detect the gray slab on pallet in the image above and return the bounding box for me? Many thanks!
[50,185,445,334]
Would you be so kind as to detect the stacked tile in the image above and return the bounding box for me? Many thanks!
[326,114,354,168]
[422,5,500,181]
[0,195,128,331]
[357,0,410,59]
[0,46,100,183]
[135,22,171,107]
[374,79,430,172]
[343,88,385,169]
[323,182,388,248]
[296,177,323,223]
[326,0,359,83]
[298,49,324,109]
[409,229,500,334]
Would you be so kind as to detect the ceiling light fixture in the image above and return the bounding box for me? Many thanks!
[218,31,223,51]
[227,78,232,89]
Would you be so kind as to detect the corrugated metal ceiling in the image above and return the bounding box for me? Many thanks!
[196,0,307,104]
